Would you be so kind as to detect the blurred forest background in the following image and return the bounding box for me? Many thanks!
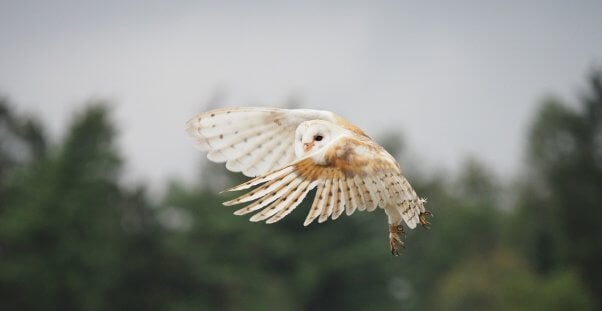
[1,70,601,310]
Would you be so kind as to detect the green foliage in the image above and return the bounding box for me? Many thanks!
[0,70,600,310]
[518,70,602,307]
[159,183,403,310]
[0,102,159,310]
[435,249,594,311]
[0,97,46,201]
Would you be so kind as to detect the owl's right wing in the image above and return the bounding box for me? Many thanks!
[222,135,426,228]
[186,107,365,177]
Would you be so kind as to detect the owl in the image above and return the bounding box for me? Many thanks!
[186,107,431,255]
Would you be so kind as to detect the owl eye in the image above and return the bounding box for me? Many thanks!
[314,135,323,141]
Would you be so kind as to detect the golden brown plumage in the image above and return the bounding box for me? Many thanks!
[187,107,431,255]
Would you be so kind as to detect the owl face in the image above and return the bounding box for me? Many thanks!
[294,120,335,158]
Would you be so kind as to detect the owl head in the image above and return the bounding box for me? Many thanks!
[294,120,339,158]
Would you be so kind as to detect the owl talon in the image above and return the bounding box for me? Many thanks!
[419,211,433,229]
[389,224,405,256]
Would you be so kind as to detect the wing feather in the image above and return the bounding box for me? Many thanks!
[249,178,305,222]
[241,130,288,177]
[304,182,327,226]
[221,133,426,228]
[187,107,352,177]
[375,176,389,207]
[352,175,368,211]
[224,126,282,173]
[232,175,298,216]
[274,137,296,170]
[344,178,359,216]
[318,178,334,223]
[224,166,295,192]
[224,173,297,206]
[201,122,274,151]
[332,179,346,220]
[267,180,318,224]
[363,177,381,212]
[262,132,294,173]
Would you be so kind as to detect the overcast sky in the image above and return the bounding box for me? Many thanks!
[1,1,601,189]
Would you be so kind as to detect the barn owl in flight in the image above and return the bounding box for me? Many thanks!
[186,107,431,255]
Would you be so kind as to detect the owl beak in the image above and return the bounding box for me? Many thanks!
[303,143,314,152]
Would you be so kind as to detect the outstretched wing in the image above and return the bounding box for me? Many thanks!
[186,107,367,177]
[222,135,425,228]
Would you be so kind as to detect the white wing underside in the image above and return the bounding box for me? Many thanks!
[186,107,336,177]
[223,160,426,228]
[221,135,427,229]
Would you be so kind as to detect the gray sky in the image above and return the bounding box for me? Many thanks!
[1,1,601,189]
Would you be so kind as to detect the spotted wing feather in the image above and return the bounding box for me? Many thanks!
[222,134,426,228]
[187,107,350,177]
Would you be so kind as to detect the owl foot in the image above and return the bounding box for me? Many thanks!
[389,224,406,256]
[419,211,433,229]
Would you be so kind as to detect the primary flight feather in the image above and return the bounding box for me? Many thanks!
[186,107,431,255]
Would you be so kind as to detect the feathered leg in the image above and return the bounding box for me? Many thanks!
[384,206,406,256]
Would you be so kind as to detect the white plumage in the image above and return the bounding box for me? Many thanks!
[187,107,431,255]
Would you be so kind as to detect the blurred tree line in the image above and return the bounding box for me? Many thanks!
[0,71,600,310]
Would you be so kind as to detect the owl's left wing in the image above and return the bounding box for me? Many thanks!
[223,135,425,228]
[186,107,368,177]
